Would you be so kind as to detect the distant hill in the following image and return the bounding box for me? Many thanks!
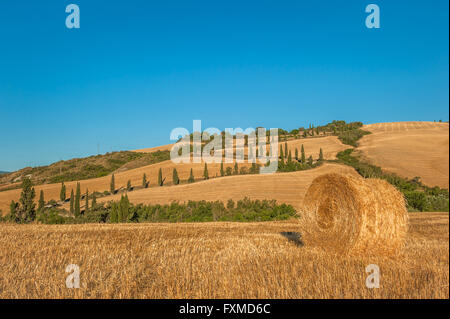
[0,171,9,175]
[0,150,170,185]
[358,121,449,189]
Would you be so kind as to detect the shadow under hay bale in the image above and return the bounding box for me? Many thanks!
[300,173,408,256]
[280,232,303,247]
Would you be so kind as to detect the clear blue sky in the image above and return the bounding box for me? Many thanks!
[0,0,448,171]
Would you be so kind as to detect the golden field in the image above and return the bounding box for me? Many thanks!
[359,121,449,188]
[0,212,448,299]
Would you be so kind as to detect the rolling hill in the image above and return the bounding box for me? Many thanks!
[0,135,350,214]
[0,121,448,215]
[357,121,449,189]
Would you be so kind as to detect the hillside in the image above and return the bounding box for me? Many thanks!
[357,121,449,189]
[0,135,351,214]
[0,150,170,186]
[81,163,359,211]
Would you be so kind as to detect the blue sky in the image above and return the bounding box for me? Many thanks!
[0,0,448,171]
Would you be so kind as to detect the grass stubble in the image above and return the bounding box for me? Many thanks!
[0,212,448,299]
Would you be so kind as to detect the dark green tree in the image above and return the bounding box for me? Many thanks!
[234,162,238,175]
[284,141,288,158]
[75,182,81,217]
[158,168,164,186]
[69,189,74,215]
[91,192,97,208]
[127,180,132,191]
[279,145,284,161]
[119,194,130,222]
[308,155,313,166]
[110,174,115,194]
[203,163,209,180]
[301,145,306,163]
[220,162,224,177]
[60,182,66,202]
[287,150,292,164]
[18,178,36,222]
[173,168,180,185]
[142,173,148,188]
[8,200,18,223]
[85,189,89,212]
[295,148,299,160]
[188,168,195,183]
[319,148,324,162]
[110,202,118,223]
[38,190,45,213]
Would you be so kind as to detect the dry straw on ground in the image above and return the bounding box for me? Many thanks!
[300,173,408,255]
[0,213,448,298]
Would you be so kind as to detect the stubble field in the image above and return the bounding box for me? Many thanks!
[0,212,448,299]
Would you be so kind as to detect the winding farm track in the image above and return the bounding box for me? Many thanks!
[358,121,449,189]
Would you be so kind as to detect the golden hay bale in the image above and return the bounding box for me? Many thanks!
[300,173,408,255]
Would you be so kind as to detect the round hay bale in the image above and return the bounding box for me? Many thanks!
[300,173,408,255]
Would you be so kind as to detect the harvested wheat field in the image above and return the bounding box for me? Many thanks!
[358,121,449,188]
[94,163,359,211]
[0,136,350,214]
[0,212,447,299]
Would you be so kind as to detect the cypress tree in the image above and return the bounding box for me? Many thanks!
[279,146,284,161]
[19,178,36,223]
[288,150,292,164]
[110,203,118,223]
[110,174,115,194]
[70,189,74,215]
[75,182,81,217]
[188,168,195,183]
[319,148,324,162]
[85,189,89,212]
[9,200,18,223]
[142,173,148,188]
[38,190,45,212]
[119,195,130,222]
[158,168,164,186]
[284,141,288,158]
[91,193,97,209]
[234,162,238,175]
[60,182,66,202]
[308,155,313,166]
[220,162,224,177]
[173,168,179,185]
[203,163,209,180]
[301,145,306,163]
[127,180,132,191]
[295,148,299,160]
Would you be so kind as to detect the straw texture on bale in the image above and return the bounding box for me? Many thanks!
[300,173,408,255]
